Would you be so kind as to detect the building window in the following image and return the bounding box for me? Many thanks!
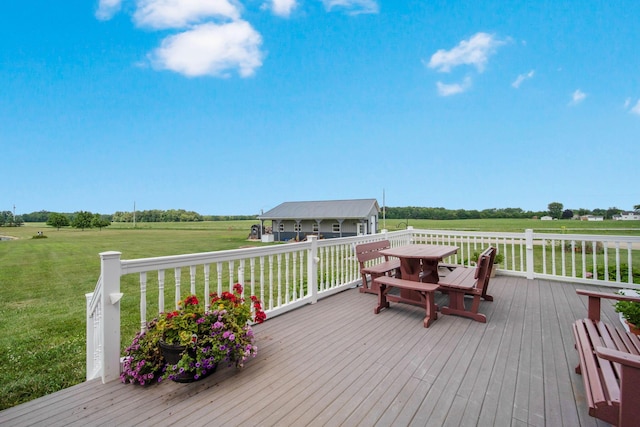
[312,223,319,232]
[294,223,302,232]
[332,223,341,232]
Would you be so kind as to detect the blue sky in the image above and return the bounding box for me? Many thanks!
[2,0,639,216]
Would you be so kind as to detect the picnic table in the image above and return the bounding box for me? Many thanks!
[378,244,458,302]
[379,244,459,283]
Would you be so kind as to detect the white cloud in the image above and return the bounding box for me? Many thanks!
[512,70,534,88]
[95,0,122,20]
[624,98,631,109]
[436,77,472,96]
[428,32,505,73]
[267,0,297,17]
[149,21,263,78]
[133,0,241,29]
[570,89,587,105]
[631,100,640,116]
[322,0,379,15]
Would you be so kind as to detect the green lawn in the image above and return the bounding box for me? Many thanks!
[0,218,638,410]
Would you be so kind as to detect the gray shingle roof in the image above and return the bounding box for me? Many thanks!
[258,199,379,220]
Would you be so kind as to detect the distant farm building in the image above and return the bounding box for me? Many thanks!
[580,215,604,221]
[540,216,553,221]
[258,199,380,241]
[613,212,640,221]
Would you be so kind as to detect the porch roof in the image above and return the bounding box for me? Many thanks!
[258,198,379,220]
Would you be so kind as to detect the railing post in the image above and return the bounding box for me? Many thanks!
[100,251,123,383]
[525,229,534,280]
[307,236,319,304]
[85,292,94,380]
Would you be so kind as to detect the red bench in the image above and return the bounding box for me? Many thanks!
[573,289,640,426]
[355,240,401,294]
[436,247,495,323]
[372,276,439,328]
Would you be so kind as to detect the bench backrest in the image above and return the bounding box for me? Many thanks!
[355,240,392,265]
[474,247,496,294]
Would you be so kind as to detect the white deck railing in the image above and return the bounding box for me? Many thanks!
[86,228,640,382]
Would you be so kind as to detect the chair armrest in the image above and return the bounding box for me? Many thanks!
[576,289,640,302]
[576,289,640,321]
[595,346,640,369]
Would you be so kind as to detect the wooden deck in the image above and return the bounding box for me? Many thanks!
[0,277,618,426]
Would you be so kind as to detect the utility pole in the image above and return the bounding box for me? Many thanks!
[382,189,386,230]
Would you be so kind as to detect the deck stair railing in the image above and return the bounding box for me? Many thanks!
[86,228,640,383]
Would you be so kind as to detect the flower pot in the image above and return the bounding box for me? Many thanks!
[159,341,187,365]
[159,341,217,383]
[490,263,498,278]
[626,321,640,336]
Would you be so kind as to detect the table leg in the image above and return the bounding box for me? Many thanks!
[422,290,438,328]
[421,259,440,283]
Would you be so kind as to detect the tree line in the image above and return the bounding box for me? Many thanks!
[383,204,633,220]
[9,203,638,229]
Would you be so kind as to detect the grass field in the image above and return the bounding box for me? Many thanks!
[1,218,639,410]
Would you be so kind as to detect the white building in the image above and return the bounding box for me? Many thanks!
[613,212,640,221]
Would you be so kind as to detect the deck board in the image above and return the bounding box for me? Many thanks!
[0,277,621,426]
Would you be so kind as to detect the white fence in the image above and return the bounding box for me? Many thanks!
[86,228,640,383]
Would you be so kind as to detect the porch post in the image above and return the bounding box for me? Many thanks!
[307,235,319,304]
[100,251,123,383]
[525,229,534,280]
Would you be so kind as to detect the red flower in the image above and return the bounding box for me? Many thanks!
[184,295,199,306]
[233,283,243,294]
[254,310,267,324]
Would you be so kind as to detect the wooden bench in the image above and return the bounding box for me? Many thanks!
[372,276,439,328]
[572,289,640,426]
[436,246,496,323]
[355,240,401,294]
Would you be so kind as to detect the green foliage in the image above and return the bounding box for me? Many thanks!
[46,213,70,230]
[112,209,204,222]
[385,206,545,220]
[0,211,23,227]
[614,291,640,326]
[71,211,94,230]
[595,264,640,284]
[91,214,111,230]
[547,202,563,219]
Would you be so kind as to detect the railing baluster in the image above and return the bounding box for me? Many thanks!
[140,272,147,332]
[174,267,181,308]
[204,264,210,311]
[190,265,196,295]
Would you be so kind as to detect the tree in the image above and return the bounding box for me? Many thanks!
[634,204,640,212]
[91,214,111,230]
[72,211,94,230]
[47,212,70,230]
[605,207,622,219]
[547,202,563,219]
[562,209,574,219]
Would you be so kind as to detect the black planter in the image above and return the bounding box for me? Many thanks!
[159,341,217,383]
